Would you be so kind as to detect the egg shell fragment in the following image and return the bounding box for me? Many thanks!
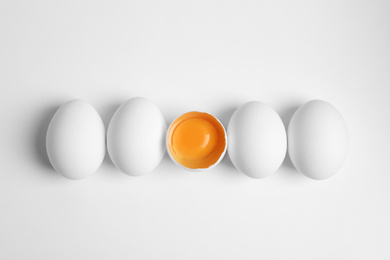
[46,100,106,180]
[107,97,167,176]
[288,100,349,180]
[227,101,287,179]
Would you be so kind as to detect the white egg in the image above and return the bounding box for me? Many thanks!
[288,100,349,180]
[107,97,167,176]
[46,100,105,180]
[228,101,287,179]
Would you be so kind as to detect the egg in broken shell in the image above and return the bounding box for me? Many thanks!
[166,111,227,171]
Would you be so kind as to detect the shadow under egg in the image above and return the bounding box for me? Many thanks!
[35,105,59,173]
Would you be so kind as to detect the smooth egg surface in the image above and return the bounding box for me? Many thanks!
[46,100,106,180]
[107,97,167,176]
[167,112,227,170]
[288,100,349,180]
[228,101,287,179]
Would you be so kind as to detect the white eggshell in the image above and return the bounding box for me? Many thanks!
[228,101,287,179]
[288,100,349,180]
[46,100,105,180]
[107,97,167,176]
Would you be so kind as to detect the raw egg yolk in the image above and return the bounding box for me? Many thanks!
[167,112,226,169]
[173,118,218,160]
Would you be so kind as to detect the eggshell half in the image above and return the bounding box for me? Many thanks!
[288,100,349,180]
[107,97,167,176]
[46,100,106,180]
[227,101,287,179]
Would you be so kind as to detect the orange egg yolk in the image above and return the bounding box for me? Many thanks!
[167,112,226,169]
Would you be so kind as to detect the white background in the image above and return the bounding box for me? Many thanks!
[1,0,389,259]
